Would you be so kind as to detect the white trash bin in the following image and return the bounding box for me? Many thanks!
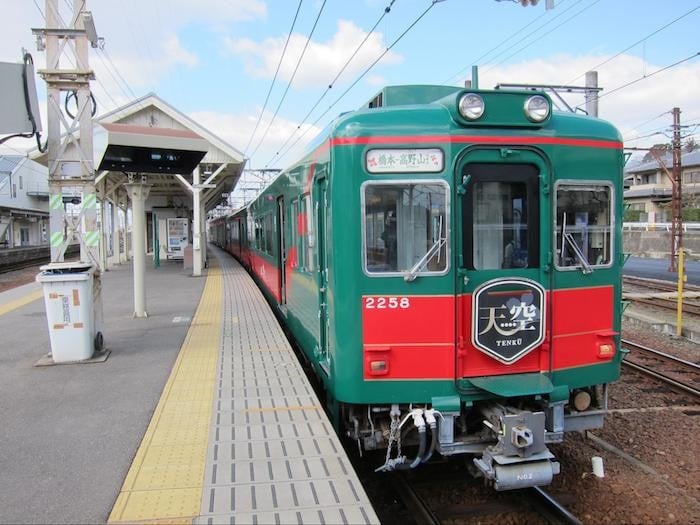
[36,262,104,363]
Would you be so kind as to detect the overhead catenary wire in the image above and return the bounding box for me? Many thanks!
[563,4,700,87]
[274,0,399,157]
[266,0,445,168]
[247,0,328,162]
[574,51,700,111]
[482,0,600,74]
[442,0,576,85]
[243,0,304,155]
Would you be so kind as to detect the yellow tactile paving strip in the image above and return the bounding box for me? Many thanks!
[108,263,222,524]
[0,289,42,316]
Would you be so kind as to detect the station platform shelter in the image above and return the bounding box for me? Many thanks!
[32,92,245,317]
[0,245,379,524]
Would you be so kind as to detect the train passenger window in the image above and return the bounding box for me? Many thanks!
[555,183,613,271]
[254,217,263,250]
[362,180,449,277]
[290,199,299,269]
[265,214,274,255]
[247,214,255,246]
[303,194,315,271]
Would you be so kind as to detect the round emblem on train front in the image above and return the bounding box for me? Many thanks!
[472,278,546,364]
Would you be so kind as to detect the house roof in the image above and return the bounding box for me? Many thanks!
[0,156,24,174]
[625,149,700,175]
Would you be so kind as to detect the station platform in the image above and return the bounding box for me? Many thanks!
[0,247,378,524]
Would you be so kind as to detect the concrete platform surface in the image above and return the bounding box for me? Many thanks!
[0,260,205,524]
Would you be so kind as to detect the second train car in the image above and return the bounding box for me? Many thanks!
[210,85,624,490]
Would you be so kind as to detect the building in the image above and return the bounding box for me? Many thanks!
[624,149,700,223]
[0,156,49,247]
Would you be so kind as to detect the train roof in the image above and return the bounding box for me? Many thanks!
[330,84,622,143]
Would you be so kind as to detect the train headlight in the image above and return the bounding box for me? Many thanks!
[524,95,550,122]
[458,93,485,120]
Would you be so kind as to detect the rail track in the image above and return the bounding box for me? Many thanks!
[388,470,582,525]
[0,245,80,274]
[621,338,700,398]
[622,275,700,316]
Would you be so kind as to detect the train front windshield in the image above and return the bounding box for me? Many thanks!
[362,181,449,276]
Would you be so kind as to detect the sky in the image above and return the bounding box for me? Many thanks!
[2,0,700,207]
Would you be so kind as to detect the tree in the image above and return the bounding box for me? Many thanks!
[642,143,671,163]
[685,137,698,152]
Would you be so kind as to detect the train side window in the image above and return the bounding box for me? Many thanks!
[265,214,274,255]
[289,198,298,269]
[254,217,262,250]
[362,180,449,277]
[555,182,613,271]
[303,194,315,271]
[247,214,255,247]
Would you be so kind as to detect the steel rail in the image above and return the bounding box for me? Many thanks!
[389,472,441,525]
[622,339,700,371]
[529,486,583,525]
[623,275,700,293]
[621,359,700,398]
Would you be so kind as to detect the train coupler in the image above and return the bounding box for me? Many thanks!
[473,405,560,490]
[473,451,560,490]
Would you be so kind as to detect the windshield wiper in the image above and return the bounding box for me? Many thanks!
[404,237,446,282]
[563,232,592,274]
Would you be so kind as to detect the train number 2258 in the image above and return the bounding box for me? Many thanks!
[364,297,410,309]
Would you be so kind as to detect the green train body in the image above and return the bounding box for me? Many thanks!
[210,85,624,490]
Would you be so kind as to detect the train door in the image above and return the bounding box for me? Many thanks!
[276,196,287,307]
[455,149,551,379]
[314,176,330,373]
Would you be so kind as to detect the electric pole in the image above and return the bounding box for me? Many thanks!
[32,0,100,266]
[669,107,682,272]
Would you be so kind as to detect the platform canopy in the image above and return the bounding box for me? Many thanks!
[95,122,209,175]
[32,92,247,214]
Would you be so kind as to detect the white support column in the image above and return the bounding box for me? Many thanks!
[192,166,203,276]
[98,180,107,271]
[117,203,126,264]
[126,180,151,317]
[201,211,208,264]
[109,198,119,267]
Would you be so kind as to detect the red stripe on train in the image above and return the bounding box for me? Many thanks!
[362,286,616,380]
[331,135,622,149]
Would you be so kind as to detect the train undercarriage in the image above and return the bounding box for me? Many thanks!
[343,386,607,490]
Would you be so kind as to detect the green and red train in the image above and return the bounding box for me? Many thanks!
[210,85,624,490]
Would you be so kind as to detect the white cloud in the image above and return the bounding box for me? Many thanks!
[226,19,403,88]
[162,36,199,68]
[366,74,386,87]
[189,109,322,169]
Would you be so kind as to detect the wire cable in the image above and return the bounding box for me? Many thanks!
[266,0,444,167]
[243,0,304,155]
[256,0,398,167]
[247,0,328,161]
[574,51,700,110]
[283,0,399,148]
[442,0,571,85]
[483,0,600,74]
[564,4,700,86]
